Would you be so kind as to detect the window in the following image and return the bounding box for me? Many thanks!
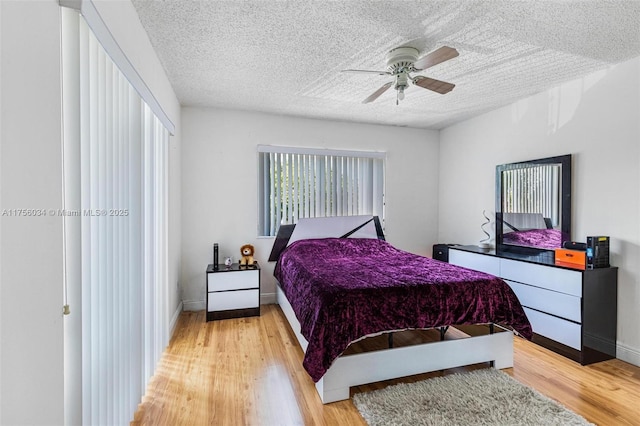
[258,146,385,236]
[502,164,561,226]
[62,8,170,425]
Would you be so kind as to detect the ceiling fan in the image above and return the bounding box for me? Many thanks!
[342,46,459,104]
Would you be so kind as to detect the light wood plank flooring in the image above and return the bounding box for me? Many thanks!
[132,305,640,425]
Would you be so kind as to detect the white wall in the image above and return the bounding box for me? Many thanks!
[181,108,439,309]
[1,1,65,424]
[439,57,640,365]
[0,0,181,424]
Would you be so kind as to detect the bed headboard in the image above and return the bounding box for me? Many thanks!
[267,215,385,262]
[502,212,549,232]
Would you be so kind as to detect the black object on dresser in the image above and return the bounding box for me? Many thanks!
[432,244,458,262]
[213,243,219,270]
[206,263,260,321]
[586,236,610,269]
[449,245,617,365]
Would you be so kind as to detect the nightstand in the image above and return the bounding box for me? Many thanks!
[206,263,260,321]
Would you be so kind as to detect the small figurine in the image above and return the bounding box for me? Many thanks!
[239,244,255,267]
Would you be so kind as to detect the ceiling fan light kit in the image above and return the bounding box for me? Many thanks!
[342,45,459,104]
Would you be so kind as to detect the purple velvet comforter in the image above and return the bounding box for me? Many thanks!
[274,238,532,382]
[503,228,562,249]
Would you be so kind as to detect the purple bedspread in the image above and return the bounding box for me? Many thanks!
[503,228,562,249]
[274,238,532,382]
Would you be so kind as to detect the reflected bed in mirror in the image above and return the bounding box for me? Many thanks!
[496,154,571,252]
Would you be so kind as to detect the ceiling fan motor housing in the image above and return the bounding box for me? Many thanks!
[385,47,419,73]
[346,45,457,103]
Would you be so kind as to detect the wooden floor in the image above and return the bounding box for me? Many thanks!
[132,305,640,425]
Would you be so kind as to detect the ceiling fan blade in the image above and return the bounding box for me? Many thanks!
[414,46,459,70]
[342,69,391,76]
[362,82,393,103]
[413,76,455,94]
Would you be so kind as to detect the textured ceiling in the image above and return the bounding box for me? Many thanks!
[131,0,640,129]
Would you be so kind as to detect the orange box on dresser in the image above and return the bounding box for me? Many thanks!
[554,248,586,269]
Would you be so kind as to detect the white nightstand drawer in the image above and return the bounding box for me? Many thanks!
[507,280,582,323]
[208,289,259,311]
[524,307,581,350]
[208,269,259,292]
[500,258,582,297]
[449,249,500,276]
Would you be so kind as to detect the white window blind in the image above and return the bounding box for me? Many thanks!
[502,164,561,226]
[62,10,169,425]
[258,146,385,236]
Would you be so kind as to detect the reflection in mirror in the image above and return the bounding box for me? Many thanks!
[496,155,571,251]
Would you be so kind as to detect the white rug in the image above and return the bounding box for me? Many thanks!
[353,368,593,426]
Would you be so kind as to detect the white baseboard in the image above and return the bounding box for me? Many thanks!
[169,301,183,336]
[260,292,276,305]
[617,342,640,367]
[182,299,206,311]
[183,293,276,312]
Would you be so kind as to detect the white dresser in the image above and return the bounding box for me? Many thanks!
[206,263,260,321]
[449,246,617,364]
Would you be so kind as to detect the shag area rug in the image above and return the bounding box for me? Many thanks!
[353,368,593,426]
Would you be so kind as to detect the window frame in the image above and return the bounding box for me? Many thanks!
[257,145,386,237]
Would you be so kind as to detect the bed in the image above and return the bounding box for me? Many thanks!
[502,228,563,249]
[500,212,563,249]
[272,216,532,403]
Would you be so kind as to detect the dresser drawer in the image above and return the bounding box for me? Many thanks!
[449,249,500,276]
[208,269,259,292]
[507,280,581,323]
[500,258,582,297]
[524,307,581,350]
[208,289,259,311]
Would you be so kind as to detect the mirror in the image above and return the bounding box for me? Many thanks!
[496,154,571,251]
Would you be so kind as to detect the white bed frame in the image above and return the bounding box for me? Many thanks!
[277,285,514,404]
[272,215,514,404]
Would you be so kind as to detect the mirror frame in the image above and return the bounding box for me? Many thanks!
[495,154,572,252]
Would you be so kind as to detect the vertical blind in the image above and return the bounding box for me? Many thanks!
[64,12,169,425]
[258,146,385,236]
[502,164,561,226]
